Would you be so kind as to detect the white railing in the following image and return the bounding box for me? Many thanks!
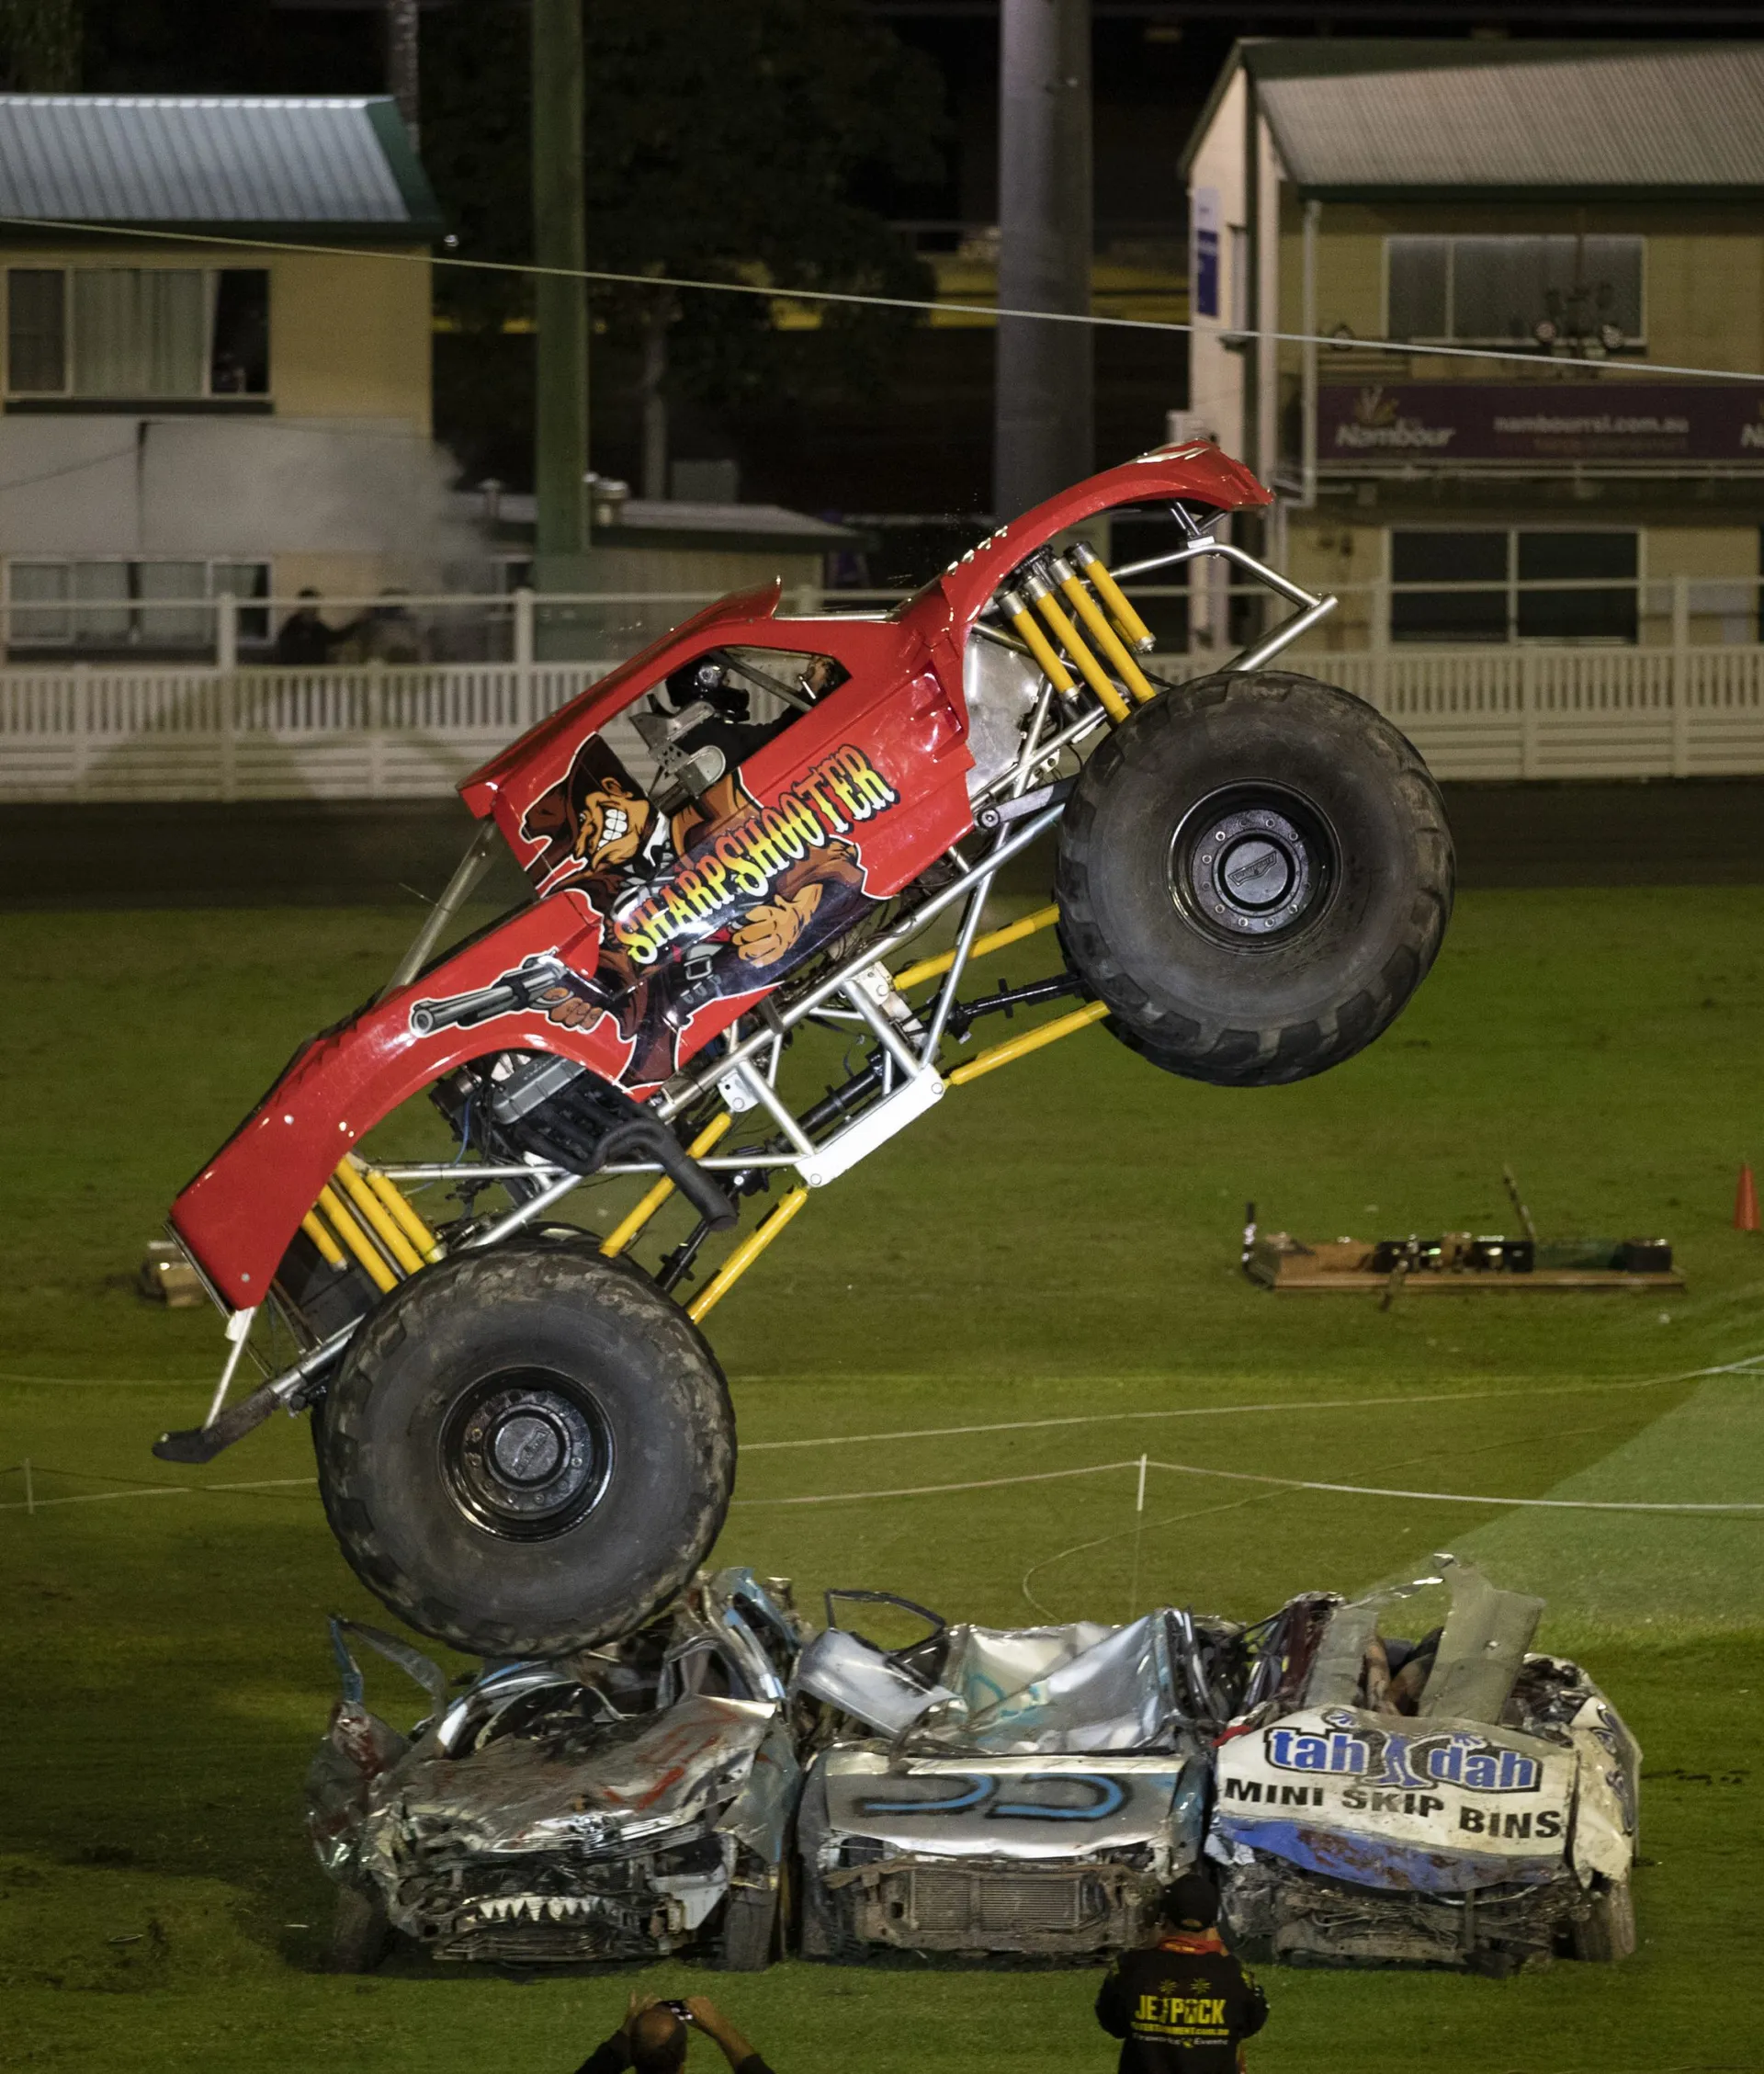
[3,580,1763,800]
[1238,645,1764,781]
[0,659,632,801]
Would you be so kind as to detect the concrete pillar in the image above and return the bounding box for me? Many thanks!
[993,0,1092,522]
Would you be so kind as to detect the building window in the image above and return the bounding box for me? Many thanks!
[1387,235,1644,350]
[5,267,270,398]
[1227,223,1250,339]
[6,559,270,651]
[1390,531,1638,644]
[6,269,65,391]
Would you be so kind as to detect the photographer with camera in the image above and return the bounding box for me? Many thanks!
[575,1993,777,2074]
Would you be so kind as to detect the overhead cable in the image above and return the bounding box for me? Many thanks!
[6,212,1764,387]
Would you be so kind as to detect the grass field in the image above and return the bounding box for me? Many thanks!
[3,887,1762,2074]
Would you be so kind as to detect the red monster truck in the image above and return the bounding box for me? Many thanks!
[157,444,1453,1659]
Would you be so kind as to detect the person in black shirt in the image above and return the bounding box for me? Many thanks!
[574,1993,777,2074]
[272,589,335,666]
[1095,1873,1268,2074]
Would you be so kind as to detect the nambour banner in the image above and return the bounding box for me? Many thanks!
[1209,1706,1577,1891]
[1317,382,1764,465]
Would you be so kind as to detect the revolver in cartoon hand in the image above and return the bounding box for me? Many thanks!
[408,956,569,1036]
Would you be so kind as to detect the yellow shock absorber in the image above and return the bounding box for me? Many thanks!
[1052,555,1159,705]
[359,1163,443,1264]
[895,903,1060,993]
[687,1186,809,1324]
[1021,570,1132,724]
[600,1113,734,1259]
[997,586,1075,696]
[1069,538,1156,654]
[945,999,1109,1087]
[314,1183,399,1294]
[333,1160,426,1278]
[300,1209,347,1271]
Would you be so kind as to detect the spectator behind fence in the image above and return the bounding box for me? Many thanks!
[272,588,335,666]
[335,589,426,664]
[574,1993,777,2074]
[1094,1873,1268,2074]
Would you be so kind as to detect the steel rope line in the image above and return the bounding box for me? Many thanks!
[7,1402,1758,1518]
[0,442,141,496]
[726,1451,1760,1514]
[0,402,473,485]
[0,1472,317,1513]
[1140,1459,1764,1514]
[736,1353,1764,1455]
[6,212,1764,388]
[1018,1417,1634,1618]
[0,1372,227,1386]
[6,1345,1758,1398]
[729,1458,1144,1508]
[1023,1486,1296,1623]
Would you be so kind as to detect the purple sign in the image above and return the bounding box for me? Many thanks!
[1192,187,1221,322]
[1317,382,1764,465]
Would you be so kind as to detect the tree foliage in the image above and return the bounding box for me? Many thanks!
[0,0,82,90]
[423,0,945,408]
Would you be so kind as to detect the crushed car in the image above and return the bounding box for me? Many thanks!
[792,1591,1250,1961]
[1207,1556,1639,1975]
[305,1569,808,1971]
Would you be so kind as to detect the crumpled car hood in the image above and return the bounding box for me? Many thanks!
[364,1693,778,1869]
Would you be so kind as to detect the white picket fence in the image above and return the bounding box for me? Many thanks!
[1307,643,1764,782]
[0,660,619,801]
[4,595,1764,800]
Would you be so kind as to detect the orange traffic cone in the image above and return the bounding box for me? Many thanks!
[1736,1162,1761,1232]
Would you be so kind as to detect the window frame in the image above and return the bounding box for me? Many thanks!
[1385,526,1645,647]
[1382,233,1648,350]
[4,557,273,652]
[4,264,272,402]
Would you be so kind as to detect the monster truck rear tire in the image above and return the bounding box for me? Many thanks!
[1056,671,1453,1086]
[312,1238,735,1660]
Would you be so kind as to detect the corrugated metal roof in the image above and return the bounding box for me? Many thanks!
[1242,42,1764,196]
[0,95,441,232]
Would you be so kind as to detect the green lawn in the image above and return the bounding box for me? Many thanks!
[3,888,1762,2073]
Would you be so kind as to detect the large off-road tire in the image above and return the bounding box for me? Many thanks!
[312,1238,735,1659]
[1056,670,1453,1086]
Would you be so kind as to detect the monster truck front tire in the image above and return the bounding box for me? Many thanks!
[1056,670,1453,1086]
[313,1239,735,1659]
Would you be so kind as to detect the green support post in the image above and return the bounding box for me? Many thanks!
[531,0,590,595]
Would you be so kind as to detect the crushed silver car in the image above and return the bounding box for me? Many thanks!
[1208,1556,1639,1975]
[794,1591,1248,1960]
[305,1569,808,1970]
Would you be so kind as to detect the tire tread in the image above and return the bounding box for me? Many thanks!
[1057,670,1453,1086]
